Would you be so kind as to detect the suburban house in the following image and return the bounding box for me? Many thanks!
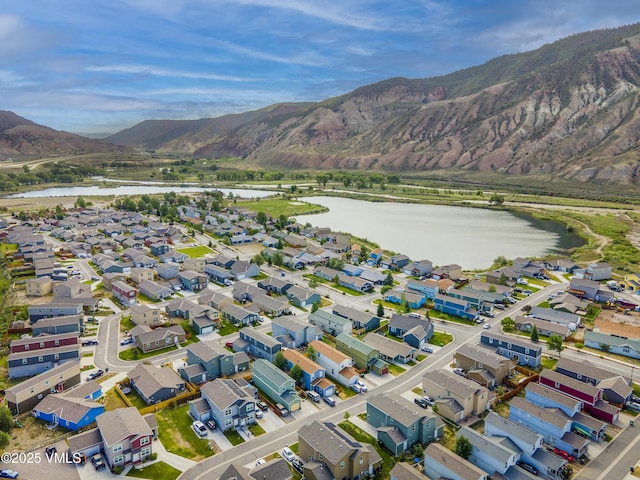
[309,340,359,388]
[221,304,260,326]
[514,315,571,340]
[199,290,234,311]
[368,248,383,266]
[8,343,81,378]
[130,304,162,327]
[549,293,589,315]
[539,369,619,423]
[28,303,83,322]
[480,332,543,368]
[332,304,380,332]
[205,263,232,284]
[111,280,138,306]
[10,331,78,353]
[157,262,180,280]
[555,357,632,406]
[568,277,601,300]
[138,280,172,301]
[433,293,479,321]
[95,407,154,469]
[188,378,256,431]
[257,276,293,294]
[183,257,205,273]
[509,397,589,459]
[252,293,290,317]
[236,328,282,362]
[285,285,321,308]
[177,270,209,292]
[366,392,443,456]
[409,259,433,277]
[406,278,439,299]
[32,381,104,431]
[423,443,488,480]
[530,306,581,331]
[422,370,491,422]
[388,314,434,349]
[25,276,53,297]
[455,426,519,477]
[219,458,293,480]
[298,421,383,480]
[584,330,640,360]
[309,309,353,336]
[31,314,83,335]
[335,333,381,372]
[131,324,186,353]
[453,344,516,388]
[179,341,236,384]
[128,364,186,405]
[363,333,417,364]
[271,316,322,348]
[384,289,426,310]
[484,412,568,480]
[251,359,302,413]
[282,348,335,397]
[130,267,155,284]
[390,463,423,480]
[230,260,260,279]
[5,360,81,414]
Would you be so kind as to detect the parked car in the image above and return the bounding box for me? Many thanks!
[355,379,368,392]
[45,444,57,456]
[282,447,295,462]
[82,339,99,346]
[256,458,266,466]
[292,459,304,474]
[86,369,104,381]
[225,341,234,348]
[552,448,574,462]
[453,368,466,377]
[91,453,106,470]
[192,421,208,437]
[120,337,134,346]
[257,401,268,411]
[516,462,538,475]
[0,470,19,479]
[323,396,336,407]
[205,420,217,430]
[494,303,506,310]
[350,383,363,394]
[255,409,263,419]
[483,323,491,329]
[421,345,433,353]
[414,397,430,409]
[275,403,289,416]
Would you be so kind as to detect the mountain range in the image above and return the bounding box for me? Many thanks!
[5,23,640,184]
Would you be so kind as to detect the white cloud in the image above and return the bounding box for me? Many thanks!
[0,14,23,40]
[86,64,257,82]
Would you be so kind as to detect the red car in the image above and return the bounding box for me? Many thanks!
[553,448,574,462]
[225,341,234,348]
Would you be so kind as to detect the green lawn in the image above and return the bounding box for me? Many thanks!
[155,404,214,460]
[236,198,327,217]
[125,390,148,410]
[177,245,215,258]
[540,356,558,370]
[248,423,266,437]
[119,345,179,361]
[179,320,201,345]
[218,319,238,336]
[224,428,245,446]
[429,331,454,346]
[126,461,181,480]
[427,309,476,326]
[338,420,395,479]
[120,316,136,333]
[387,363,406,376]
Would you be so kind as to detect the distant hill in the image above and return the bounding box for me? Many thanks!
[110,23,640,184]
[0,111,125,157]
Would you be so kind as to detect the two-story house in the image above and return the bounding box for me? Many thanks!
[423,443,488,480]
[251,359,301,413]
[188,378,256,431]
[332,304,380,332]
[480,332,542,368]
[456,426,518,476]
[555,357,632,406]
[309,340,359,388]
[335,333,381,373]
[309,309,353,336]
[111,280,138,306]
[454,344,515,389]
[28,303,83,322]
[271,316,322,348]
[406,278,439,299]
[179,341,236,384]
[366,392,443,456]
[282,348,334,397]
[298,421,382,480]
[422,370,491,422]
[388,314,434,349]
[25,276,53,297]
[434,294,479,321]
[130,267,155,285]
[130,304,162,327]
[8,343,81,378]
[177,270,209,292]
[96,407,154,469]
[236,328,281,362]
[285,285,322,308]
[221,304,260,326]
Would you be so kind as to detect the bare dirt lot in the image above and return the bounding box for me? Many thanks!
[594,309,640,337]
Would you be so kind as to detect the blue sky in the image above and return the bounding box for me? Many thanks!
[2,0,639,135]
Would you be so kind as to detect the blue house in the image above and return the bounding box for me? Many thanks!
[286,285,321,307]
[177,270,209,292]
[179,342,236,384]
[237,328,281,362]
[149,243,170,256]
[383,289,426,309]
[406,278,439,299]
[32,381,104,431]
[8,344,81,378]
[434,294,478,321]
[480,332,542,368]
[332,304,380,332]
[367,248,383,266]
[282,348,334,397]
[388,314,434,349]
[271,316,322,348]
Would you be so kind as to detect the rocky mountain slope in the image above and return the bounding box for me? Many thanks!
[0,111,124,157]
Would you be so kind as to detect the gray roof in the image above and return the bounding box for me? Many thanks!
[253,359,293,387]
[298,421,374,467]
[240,327,281,349]
[68,427,102,454]
[5,361,80,396]
[219,464,251,480]
[368,392,437,428]
[128,364,184,400]
[188,397,211,415]
[531,448,566,471]
[484,412,542,447]
[188,341,229,362]
[556,357,629,384]
[423,370,484,399]
[222,303,256,320]
[526,382,582,410]
[457,426,517,464]
[253,293,289,311]
[572,411,606,432]
[8,343,80,361]
[271,315,309,332]
[389,313,432,333]
[530,307,579,326]
[539,369,600,397]
[332,304,378,325]
[34,314,83,328]
[250,458,292,480]
[95,407,153,448]
[561,430,589,449]
[424,442,487,480]
[201,378,254,411]
[509,397,570,429]
[34,394,100,423]
[286,285,317,301]
[10,331,79,347]
[134,324,185,343]
[389,462,424,480]
[363,333,416,358]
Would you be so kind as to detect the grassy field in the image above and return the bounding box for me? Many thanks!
[177,245,215,258]
[126,462,181,480]
[155,404,214,460]
[103,387,129,411]
[236,198,328,217]
[429,331,454,346]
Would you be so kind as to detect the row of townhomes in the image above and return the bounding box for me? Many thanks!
[1,195,638,480]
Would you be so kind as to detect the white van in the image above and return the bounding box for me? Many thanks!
[306,391,321,402]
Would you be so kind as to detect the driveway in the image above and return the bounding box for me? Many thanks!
[7,441,81,480]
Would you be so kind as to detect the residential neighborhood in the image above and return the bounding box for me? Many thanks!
[1,194,640,480]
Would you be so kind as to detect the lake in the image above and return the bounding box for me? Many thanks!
[295,196,584,270]
[7,184,275,199]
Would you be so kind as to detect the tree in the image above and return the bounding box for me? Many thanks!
[332,274,340,285]
[530,325,539,343]
[455,436,473,460]
[488,284,497,293]
[0,406,12,433]
[311,302,319,313]
[489,192,505,206]
[75,196,87,208]
[251,253,265,267]
[290,364,303,384]
[501,317,516,333]
[306,345,316,360]
[547,335,565,357]
[0,431,9,449]
[384,271,394,286]
[600,343,611,353]
[377,302,385,318]
[273,351,288,371]
[308,278,318,289]
[431,403,438,414]
[256,211,268,226]
[272,252,284,267]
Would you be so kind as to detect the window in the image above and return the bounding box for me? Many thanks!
[225,409,232,416]
[225,419,232,426]
[37,394,42,400]
[24,345,29,350]
[22,359,28,365]
[577,374,582,379]
[359,457,364,464]
[340,461,345,469]
[114,455,124,464]
[246,403,254,411]
[140,437,150,446]
[141,447,151,457]
[40,342,45,348]
[113,443,122,453]
[55,340,59,346]
[38,356,43,362]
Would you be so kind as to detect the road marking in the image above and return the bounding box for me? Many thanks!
[594,430,640,480]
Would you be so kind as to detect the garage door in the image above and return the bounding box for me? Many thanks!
[201,326,214,334]
[289,402,301,411]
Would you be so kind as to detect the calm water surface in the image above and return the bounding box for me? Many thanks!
[296,196,583,270]
[7,185,274,198]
